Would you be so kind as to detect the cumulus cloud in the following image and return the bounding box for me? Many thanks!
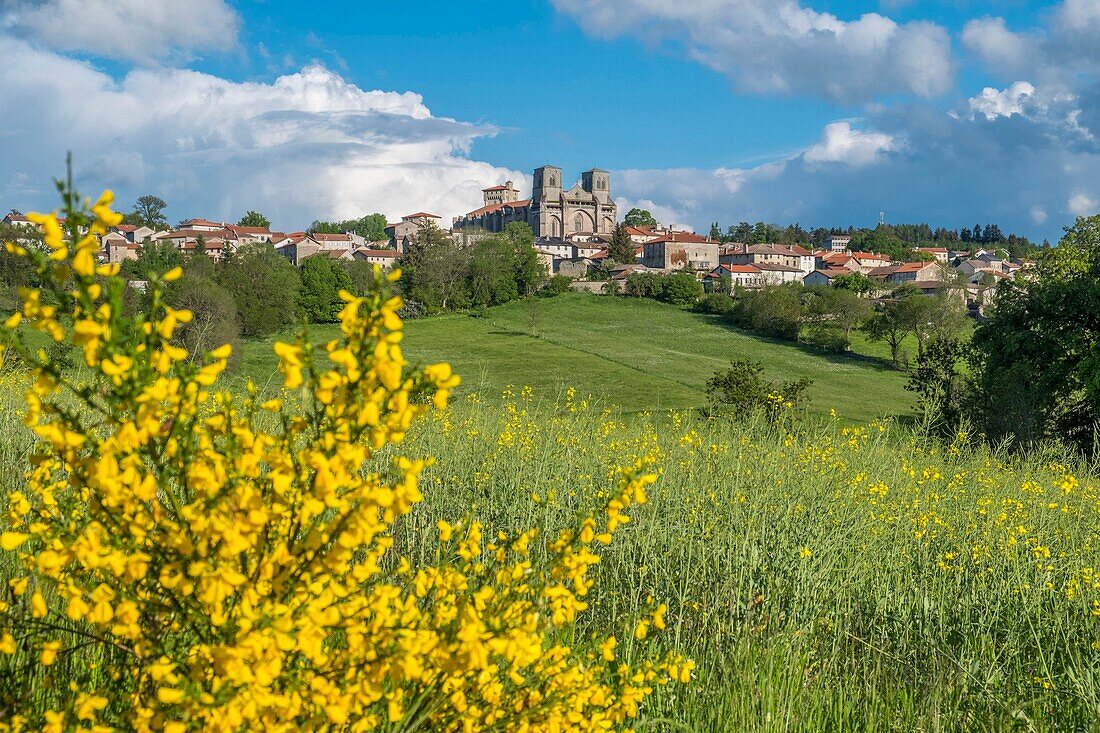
[967,82,1036,121]
[802,122,898,167]
[0,0,241,63]
[550,0,953,103]
[0,36,522,230]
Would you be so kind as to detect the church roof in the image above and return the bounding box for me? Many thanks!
[464,199,531,218]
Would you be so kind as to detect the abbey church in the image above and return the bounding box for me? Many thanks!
[453,166,618,239]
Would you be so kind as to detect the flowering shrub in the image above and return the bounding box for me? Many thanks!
[0,180,689,731]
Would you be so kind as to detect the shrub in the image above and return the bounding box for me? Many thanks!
[695,292,734,316]
[540,274,573,297]
[660,272,704,306]
[706,359,813,420]
[730,284,804,340]
[624,271,665,299]
[163,273,241,366]
[0,181,689,730]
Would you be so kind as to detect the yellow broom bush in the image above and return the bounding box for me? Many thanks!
[0,177,689,731]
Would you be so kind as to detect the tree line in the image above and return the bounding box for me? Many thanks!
[623,206,1043,262]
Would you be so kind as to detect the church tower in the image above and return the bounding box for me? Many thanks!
[530,165,563,238]
[532,165,561,202]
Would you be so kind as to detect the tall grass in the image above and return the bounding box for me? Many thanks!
[400,390,1100,731]
[3,377,1100,730]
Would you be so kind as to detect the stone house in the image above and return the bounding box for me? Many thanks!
[386,213,442,251]
[706,264,764,291]
[352,248,399,270]
[755,262,805,285]
[722,243,815,275]
[641,231,717,272]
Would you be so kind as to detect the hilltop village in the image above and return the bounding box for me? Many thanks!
[2,165,1035,311]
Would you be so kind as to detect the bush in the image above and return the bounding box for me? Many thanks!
[802,325,851,353]
[540,274,574,297]
[695,292,735,315]
[163,273,241,366]
[660,272,704,306]
[625,271,665,298]
[0,180,689,730]
[730,284,804,340]
[706,359,813,420]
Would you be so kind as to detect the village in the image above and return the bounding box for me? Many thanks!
[1,164,1033,311]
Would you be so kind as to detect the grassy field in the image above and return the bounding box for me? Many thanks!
[402,395,1100,730]
[239,293,914,422]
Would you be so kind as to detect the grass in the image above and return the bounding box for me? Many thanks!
[399,395,1100,730]
[239,293,915,423]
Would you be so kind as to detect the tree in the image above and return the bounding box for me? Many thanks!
[661,272,704,306]
[121,240,184,280]
[607,223,636,265]
[502,222,546,297]
[163,274,240,365]
[898,293,970,361]
[130,195,169,229]
[969,215,1100,452]
[624,208,657,228]
[907,337,968,434]
[299,254,354,322]
[398,222,469,312]
[216,242,301,336]
[706,360,813,420]
[831,272,876,296]
[803,286,873,351]
[864,300,914,368]
[730,284,805,340]
[624,271,664,298]
[311,214,388,242]
[238,211,271,229]
[468,236,519,308]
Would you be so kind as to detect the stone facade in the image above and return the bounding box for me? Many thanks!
[453,166,618,239]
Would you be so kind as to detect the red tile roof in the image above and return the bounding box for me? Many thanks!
[646,230,710,245]
[464,199,531,217]
[403,212,441,220]
[226,225,271,236]
[312,232,351,241]
[355,248,399,257]
[712,264,761,274]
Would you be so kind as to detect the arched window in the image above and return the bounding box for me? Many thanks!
[574,214,584,232]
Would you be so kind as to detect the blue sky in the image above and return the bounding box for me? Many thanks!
[1,0,1098,239]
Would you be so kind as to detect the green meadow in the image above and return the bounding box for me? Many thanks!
[239,293,914,422]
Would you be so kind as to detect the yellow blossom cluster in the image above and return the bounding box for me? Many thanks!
[0,180,688,730]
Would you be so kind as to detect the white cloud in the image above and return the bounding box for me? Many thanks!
[1068,193,1098,216]
[0,36,521,230]
[1,0,241,63]
[967,82,1035,121]
[550,0,953,104]
[961,17,1036,77]
[1030,206,1049,225]
[803,122,898,167]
